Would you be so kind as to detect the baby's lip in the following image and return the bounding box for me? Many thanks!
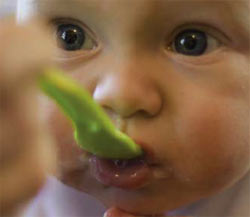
[134,140,160,166]
[89,155,151,189]
[88,140,160,190]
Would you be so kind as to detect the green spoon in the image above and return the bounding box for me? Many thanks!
[38,68,143,159]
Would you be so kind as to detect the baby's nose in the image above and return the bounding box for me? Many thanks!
[93,71,162,118]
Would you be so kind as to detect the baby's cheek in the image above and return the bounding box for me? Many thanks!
[175,98,249,192]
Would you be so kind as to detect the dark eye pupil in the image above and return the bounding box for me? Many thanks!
[62,30,77,44]
[175,30,207,56]
[57,24,85,51]
[180,36,196,49]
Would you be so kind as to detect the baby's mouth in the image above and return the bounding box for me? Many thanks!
[88,142,158,190]
[89,155,151,190]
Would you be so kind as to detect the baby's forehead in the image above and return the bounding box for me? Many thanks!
[18,0,249,18]
[18,0,245,8]
[19,0,245,4]
[18,0,249,36]
[18,0,248,17]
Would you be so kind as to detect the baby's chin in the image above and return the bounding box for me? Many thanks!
[57,145,250,216]
[91,187,196,216]
[57,163,220,216]
[60,167,248,217]
[73,178,202,216]
[59,172,181,215]
[93,191,171,216]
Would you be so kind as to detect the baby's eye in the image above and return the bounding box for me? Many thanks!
[55,23,96,51]
[169,29,220,56]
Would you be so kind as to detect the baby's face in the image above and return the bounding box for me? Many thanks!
[18,0,250,215]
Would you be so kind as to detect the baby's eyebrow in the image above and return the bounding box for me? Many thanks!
[29,0,249,19]
[29,0,249,10]
[221,0,250,39]
[27,0,250,40]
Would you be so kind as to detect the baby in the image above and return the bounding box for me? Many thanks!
[1,0,250,216]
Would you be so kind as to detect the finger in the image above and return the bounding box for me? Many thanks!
[103,207,193,217]
[104,207,138,217]
[0,18,54,168]
[103,207,165,217]
[0,19,56,216]
[0,18,54,89]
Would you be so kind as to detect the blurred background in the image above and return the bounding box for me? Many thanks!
[0,0,17,18]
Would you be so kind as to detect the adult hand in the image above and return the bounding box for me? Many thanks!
[0,19,56,216]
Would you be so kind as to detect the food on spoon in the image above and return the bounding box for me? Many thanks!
[38,68,143,159]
